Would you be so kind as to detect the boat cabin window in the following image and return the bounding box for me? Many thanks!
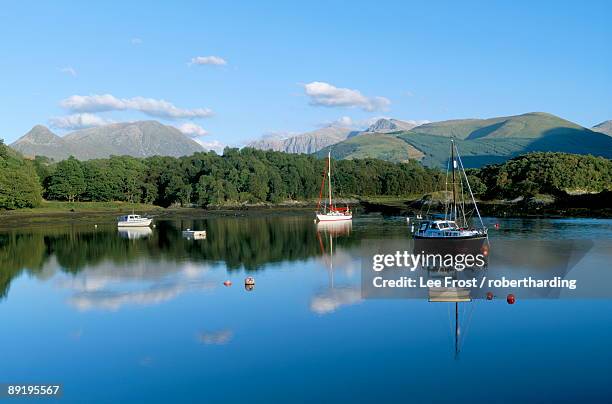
[419,223,428,231]
[430,223,438,229]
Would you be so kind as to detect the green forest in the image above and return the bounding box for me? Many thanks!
[2,143,442,209]
[0,139,610,210]
[473,152,612,199]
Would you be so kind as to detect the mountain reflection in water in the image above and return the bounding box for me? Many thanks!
[1,214,612,402]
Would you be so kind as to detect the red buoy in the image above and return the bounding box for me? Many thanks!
[223,280,232,287]
[495,223,500,229]
[507,294,516,304]
[481,244,489,256]
[486,292,494,300]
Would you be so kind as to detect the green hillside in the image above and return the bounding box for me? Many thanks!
[321,112,612,168]
[410,112,584,140]
[316,133,423,162]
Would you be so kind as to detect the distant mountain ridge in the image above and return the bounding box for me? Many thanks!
[362,118,424,133]
[247,126,356,154]
[11,121,204,160]
[246,118,426,154]
[10,125,75,160]
[317,112,612,168]
[592,120,612,136]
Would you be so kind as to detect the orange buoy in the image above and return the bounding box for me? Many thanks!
[507,294,516,304]
[486,292,494,300]
[223,280,232,287]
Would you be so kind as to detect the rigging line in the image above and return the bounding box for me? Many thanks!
[444,152,450,221]
[455,146,486,231]
[460,174,467,227]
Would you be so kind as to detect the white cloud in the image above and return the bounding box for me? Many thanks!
[49,113,114,130]
[60,66,77,77]
[131,37,142,45]
[190,56,227,66]
[60,94,213,119]
[331,116,354,127]
[320,116,358,128]
[310,287,362,315]
[177,122,208,136]
[193,138,225,153]
[303,81,391,112]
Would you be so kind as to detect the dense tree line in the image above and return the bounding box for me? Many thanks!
[473,152,612,199]
[31,148,443,207]
[0,140,42,209]
[1,137,611,210]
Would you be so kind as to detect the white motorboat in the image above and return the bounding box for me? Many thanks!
[117,214,153,227]
[316,151,352,222]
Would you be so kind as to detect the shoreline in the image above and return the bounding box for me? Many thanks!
[0,196,610,230]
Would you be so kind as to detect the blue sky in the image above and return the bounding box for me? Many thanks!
[1,0,610,148]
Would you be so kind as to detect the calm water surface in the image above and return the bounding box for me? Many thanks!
[0,213,611,402]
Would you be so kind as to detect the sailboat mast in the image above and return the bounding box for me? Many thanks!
[451,140,457,222]
[328,151,333,209]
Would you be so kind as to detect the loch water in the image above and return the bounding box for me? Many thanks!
[0,212,611,402]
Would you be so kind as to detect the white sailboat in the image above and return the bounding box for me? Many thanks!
[316,151,352,222]
[414,139,487,240]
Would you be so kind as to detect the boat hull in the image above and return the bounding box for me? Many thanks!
[414,236,489,259]
[316,214,352,222]
[117,219,153,227]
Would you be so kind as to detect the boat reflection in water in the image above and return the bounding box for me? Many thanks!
[117,227,153,240]
[315,219,352,237]
[310,219,360,315]
[425,263,475,359]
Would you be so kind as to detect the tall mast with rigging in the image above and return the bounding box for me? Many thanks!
[328,151,333,210]
[451,139,457,222]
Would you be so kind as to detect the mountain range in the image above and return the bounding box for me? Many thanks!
[10,121,204,160]
[245,118,422,154]
[315,112,612,167]
[246,126,356,154]
[8,113,612,168]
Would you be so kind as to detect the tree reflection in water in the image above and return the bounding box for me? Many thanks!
[0,215,361,300]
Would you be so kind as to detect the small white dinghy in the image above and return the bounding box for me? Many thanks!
[117,214,153,227]
[182,229,207,240]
